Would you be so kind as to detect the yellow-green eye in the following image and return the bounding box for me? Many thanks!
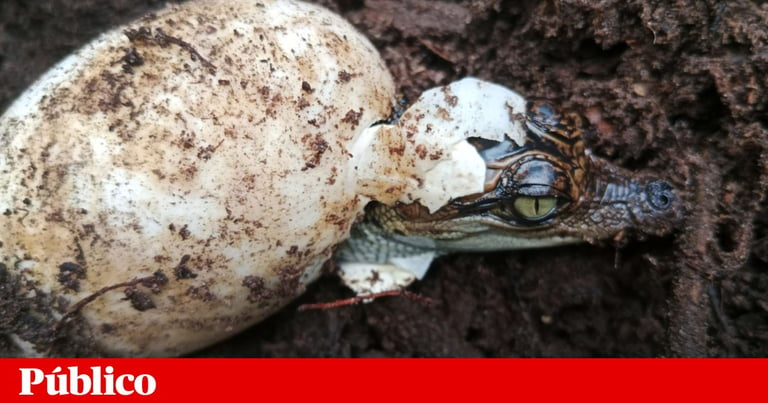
[513,196,558,220]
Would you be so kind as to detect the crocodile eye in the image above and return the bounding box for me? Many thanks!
[512,196,558,221]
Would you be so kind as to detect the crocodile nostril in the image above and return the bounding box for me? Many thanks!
[646,180,675,210]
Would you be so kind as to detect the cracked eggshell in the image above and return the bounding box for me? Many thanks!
[0,0,395,357]
[400,78,528,212]
[340,79,531,297]
[355,78,528,212]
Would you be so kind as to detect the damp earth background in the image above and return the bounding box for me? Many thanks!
[1,0,767,357]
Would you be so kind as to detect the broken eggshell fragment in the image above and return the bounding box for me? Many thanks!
[0,0,520,357]
[355,78,528,212]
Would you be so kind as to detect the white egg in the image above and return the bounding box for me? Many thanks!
[0,0,402,357]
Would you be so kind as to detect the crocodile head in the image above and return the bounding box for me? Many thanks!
[366,100,682,252]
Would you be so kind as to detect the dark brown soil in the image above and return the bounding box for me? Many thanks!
[2,0,767,357]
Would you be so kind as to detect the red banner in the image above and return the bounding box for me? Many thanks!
[0,359,764,402]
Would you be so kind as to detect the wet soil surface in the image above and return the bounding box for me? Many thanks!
[2,0,767,357]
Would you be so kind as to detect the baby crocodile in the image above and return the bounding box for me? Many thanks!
[337,97,681,295]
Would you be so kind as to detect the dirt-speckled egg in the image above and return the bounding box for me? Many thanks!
[0,0,402,357]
